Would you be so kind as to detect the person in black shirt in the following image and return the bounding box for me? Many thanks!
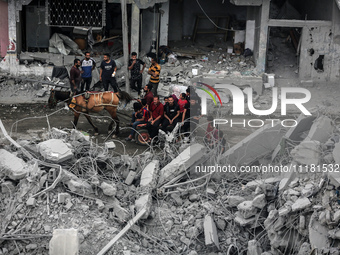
[70,59,81,93]
[100,53,119,92]
[182,97,202,135]
[128,52,146,96]
[161,96,180,132]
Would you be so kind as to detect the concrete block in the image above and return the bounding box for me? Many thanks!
[135,194,152,219]
[49,53,63,66]
[247,239,262,255]
[234,211,255,226]
[237,201,257,219]
[65,179,93,195]
[291,141,321,165]
[226,195,246,207]
[0,149,28,180]
[263,73,275,87]
[203,215,220,249]
[291,197,311,212]
[246,177,281,189]
[71,130,89,142]
[158,144,205,186]
[37,90,46,97]
[222,122,287,166]
[140,160,159,188]
[38,139,73,163]
[125,171,137,185]
[58,193,71,204]
[100,182,117,197]
[26,197,36,206]
[170,66,183,76]
[252,194,266,209]
[49,228,79,255]
[304,115,333,143]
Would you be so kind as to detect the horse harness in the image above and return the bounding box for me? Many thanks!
[69,91,118,112]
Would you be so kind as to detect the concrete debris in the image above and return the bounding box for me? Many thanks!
[158,143,205,186]
[203,215,220,249]
[222,122,287,166]
[100,182,117,197]
[49,228,79,255]
[0,148,28,180]
[247,239,262,255]
[291,140,321,165]
[38,139,73,163]
[304,115,333,143]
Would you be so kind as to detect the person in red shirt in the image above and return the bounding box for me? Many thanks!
[177,93,188,117]
[126,102,150,142]
[147,96,164,140]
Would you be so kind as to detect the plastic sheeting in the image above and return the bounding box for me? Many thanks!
[49,33,83,56]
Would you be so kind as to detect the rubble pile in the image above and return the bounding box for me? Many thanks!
[1,93,340,255]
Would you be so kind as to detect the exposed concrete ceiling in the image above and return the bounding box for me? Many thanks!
[108,0,168,9]
[230,0,262,6]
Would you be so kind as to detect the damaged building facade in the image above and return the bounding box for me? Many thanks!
[1,0,340,83]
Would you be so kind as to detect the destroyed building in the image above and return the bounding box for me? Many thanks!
[2,0,340,255]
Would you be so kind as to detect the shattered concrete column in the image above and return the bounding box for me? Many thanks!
[121,0,130,93]
[255,0,270,74]
[7,0,18,75]
[159,1,169,46]
[135,160,159,219]
[131,3,140,55]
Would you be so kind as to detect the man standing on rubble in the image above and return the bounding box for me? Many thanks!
[147,54,161,96]
[182,97,202,136]
[70,59,82,93]
[80,52,96,92]
[100,53,119,92]
[128,52,146,96]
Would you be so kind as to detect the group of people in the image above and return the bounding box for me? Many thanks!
[69,51,161,96]
[125,84,202,143]
[69,51,226,151]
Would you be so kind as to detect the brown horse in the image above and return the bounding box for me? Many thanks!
[48,90,132,137]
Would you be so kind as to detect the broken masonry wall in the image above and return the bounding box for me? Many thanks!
[330,1,340,82]
[168,0,247,41]
[0,0,9,58]
[299,24,332,82]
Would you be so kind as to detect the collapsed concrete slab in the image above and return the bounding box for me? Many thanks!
[49,228,79,255]
[304,115,333,143]
[272,114,315,160]
[0,149,28,180]
[204,215,220,249]
[38,139,73,163]
[140,160,159,188]
[158,144,205,186]
[221,122,287,166]
[290,141,321,165]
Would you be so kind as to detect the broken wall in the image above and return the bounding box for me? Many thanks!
[299,24,332,81]
[0,0,9,58]
[168,0,247,40]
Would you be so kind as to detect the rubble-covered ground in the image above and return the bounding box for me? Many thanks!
[2,37,340,254]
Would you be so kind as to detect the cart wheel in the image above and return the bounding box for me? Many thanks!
[135,129,150,145]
